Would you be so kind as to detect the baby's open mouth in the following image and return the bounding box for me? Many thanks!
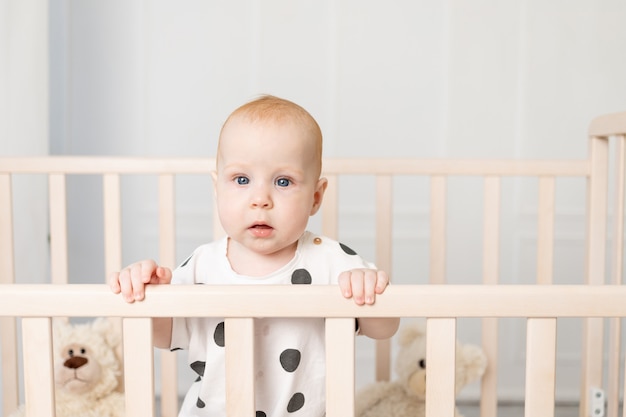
[250,224,273,237]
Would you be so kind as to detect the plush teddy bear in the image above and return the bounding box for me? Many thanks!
[355,321,487,417]
[10,318,125,417]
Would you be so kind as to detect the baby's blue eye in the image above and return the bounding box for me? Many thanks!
[276,178,291,187]
[236,176,249,185]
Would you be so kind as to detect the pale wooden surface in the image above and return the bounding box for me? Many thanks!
[224,318,255,416]
[0,174,19,416]
[157,173,178,417]
[525,318,557,417]
[607,135,626,417]
[3,284,626,318]
[481,177,500,417]
[588,111,626,137]
[326,318,356,417]
[123,318,155,416]
[9,285,626,417]
[426,318,457,417]
[21,318,55,417]
[49,174,68,284]
[429,175,447,284]
[0,156,589,176]
[374,175,393,381]
[581,136,609,417]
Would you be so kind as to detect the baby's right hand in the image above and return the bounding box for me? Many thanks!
[108,259,172,303]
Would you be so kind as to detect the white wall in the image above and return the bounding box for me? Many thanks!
[4,0,626,405]
[0,0,50,409]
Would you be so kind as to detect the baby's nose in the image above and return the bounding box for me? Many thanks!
[250,187,273,208]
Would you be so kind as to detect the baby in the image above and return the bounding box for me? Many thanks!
[110,95,400,416]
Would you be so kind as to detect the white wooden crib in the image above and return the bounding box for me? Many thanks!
[1,110,626,417]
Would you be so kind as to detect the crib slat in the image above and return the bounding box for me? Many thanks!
[103,174,122,277]
[49,174,68,284]
[22,318,55,417]
[425,318,456,417]
[375,175,392,274]
[102,173,126,397]
[481,176,500,417]
[123,318,155,416]
[537,177,555,284]
[322,174,339,238]
[0,173,20,416]
[430,176,447,284]
[326,318,355,417]
[524,318,556,417]
[158,174,180,417]
[482,177,500,284]
[375,175,392,382]
[480,318,498,417]
[225,318,255,416]
[0,174,14,281]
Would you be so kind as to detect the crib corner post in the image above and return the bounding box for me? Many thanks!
[581,133,609,417]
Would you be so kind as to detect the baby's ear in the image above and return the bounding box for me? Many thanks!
[91,317,122,349]
[310,177,328,215]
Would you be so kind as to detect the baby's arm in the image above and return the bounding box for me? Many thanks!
[108,259,173,348]
[338,269,400,339]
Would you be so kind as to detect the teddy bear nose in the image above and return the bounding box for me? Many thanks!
[64,356,88,369]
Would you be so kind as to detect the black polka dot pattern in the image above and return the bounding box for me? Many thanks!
[196,397,205,408]
[256,412,266,417]
[339,242,357,255]
[291,268,312,284]
[214,322,225,347]
[190,361,205,377]
[279,349,301,372]
[287,392,305,412]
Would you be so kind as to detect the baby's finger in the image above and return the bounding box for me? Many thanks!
[375,270,390,294]
[108,272,121,294]
[350,270,366,305]
[362,270,378,305]
[117,268,137,303]
[338,271,353,298]
[130,262,148,301]
[155,266,173,285]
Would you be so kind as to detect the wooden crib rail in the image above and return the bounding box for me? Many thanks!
[3,284,626,417]
[2,109,626,417]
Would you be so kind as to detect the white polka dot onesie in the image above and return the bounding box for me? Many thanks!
[170,231,375,417]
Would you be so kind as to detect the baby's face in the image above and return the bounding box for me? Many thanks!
[213,116,326,263]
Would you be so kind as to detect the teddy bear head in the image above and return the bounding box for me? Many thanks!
[53,318,122,402]
[394,322,487,401]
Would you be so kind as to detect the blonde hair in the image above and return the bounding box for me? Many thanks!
[217,95,323,175]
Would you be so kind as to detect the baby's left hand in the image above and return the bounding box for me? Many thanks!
[338,268,390,305]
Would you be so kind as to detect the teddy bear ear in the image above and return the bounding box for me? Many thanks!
[90,317,122,349]
[455,343,488,386]
[52,318,72,339]
[398,320,426,347]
